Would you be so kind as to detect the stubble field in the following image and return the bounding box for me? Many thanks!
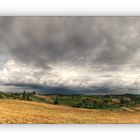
[0,99,140,124]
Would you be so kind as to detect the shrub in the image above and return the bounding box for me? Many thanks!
[54,100,59,105]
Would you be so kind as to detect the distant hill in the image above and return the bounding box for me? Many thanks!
[1,83,140,95]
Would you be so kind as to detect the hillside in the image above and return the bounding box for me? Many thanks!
[0,99,140,124]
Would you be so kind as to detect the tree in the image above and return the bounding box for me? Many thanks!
[23,90,26,100]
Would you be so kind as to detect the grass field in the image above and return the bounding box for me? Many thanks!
[0,99,140,124]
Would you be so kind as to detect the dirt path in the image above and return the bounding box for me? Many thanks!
[121,107,135,112]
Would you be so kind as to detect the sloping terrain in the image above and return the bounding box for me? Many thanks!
[0,99,140,124]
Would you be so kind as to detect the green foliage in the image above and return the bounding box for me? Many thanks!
[51,96,83,106]
[22,91,31,100]
[0,91,140,110]
[29,95,46,102]
[50,94,139,109]
[75,99,121,109]
[54,100,59,105]
[0,93,9,99]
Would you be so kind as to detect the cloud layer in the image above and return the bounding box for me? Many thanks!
[0,17,140,91]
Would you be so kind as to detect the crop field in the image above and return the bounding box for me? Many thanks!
[0,99,140,124]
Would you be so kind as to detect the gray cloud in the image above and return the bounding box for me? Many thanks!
[0,17,140,69]
[1,17,140,90]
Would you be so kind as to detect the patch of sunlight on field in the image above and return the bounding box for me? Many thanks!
[0,99,140,124]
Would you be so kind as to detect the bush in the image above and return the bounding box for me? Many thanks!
[54,100,59,105]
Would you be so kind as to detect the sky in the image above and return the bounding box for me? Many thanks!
[0,17,140,93]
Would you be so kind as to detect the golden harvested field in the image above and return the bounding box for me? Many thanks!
[0,99,140,124]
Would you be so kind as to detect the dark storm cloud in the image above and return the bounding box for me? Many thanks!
[0,17,140,70]
[1,17,140,91]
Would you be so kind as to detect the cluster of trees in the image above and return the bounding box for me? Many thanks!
[22,91,36,100]
[0,91,38,101]
[75,98,120,109]
[74,96,137,109]
[0,91,54,104]
[0,91,140,110]
[51,94,140,109]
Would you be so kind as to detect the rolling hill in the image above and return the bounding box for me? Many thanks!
[0,99,140,124]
